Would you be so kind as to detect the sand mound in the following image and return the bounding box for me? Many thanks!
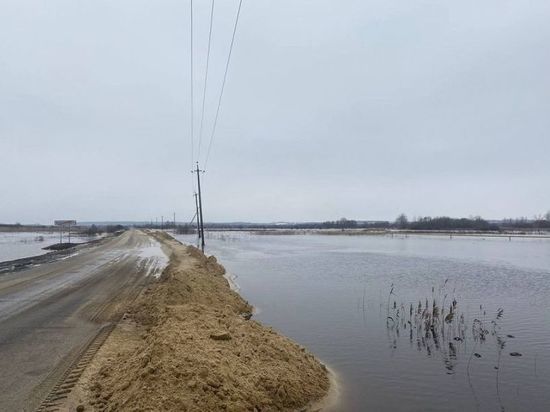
[73,232,329,411]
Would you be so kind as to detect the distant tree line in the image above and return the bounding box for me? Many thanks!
[85,224,126,235]
[133,222,195,234]
[0,223,48,231]
[499,217,550,230]
[129,209,550,233]
[207,219,391,230]
[400,216,498,231]
[392,211,550,231]
[137,221,177,229]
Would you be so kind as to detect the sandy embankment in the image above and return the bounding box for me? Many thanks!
[63,231,331,411]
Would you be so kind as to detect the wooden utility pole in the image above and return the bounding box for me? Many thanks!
[193,162,205,252]
[194,193,201,243]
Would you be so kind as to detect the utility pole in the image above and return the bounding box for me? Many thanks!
[173,212,176,234]
[193,162,205,252]
[194,193,201,243]
[161,216,164,230]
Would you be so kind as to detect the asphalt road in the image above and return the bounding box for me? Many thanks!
[0,230,167,411]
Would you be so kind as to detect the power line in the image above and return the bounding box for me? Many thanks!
[197,0,216,160]
[204,0,244,169]
[189,0,195,169]
[186,0,245,250]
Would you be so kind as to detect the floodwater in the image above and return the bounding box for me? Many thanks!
[0,231,96,262]
[176,232,550,411]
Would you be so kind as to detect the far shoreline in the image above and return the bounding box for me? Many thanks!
[204,228,550,239]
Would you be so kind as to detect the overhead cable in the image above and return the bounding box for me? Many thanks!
[203,0,244,169]
[197,0,216,160]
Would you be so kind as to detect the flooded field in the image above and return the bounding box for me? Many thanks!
[175,232,550,411]
[0,232,95,262]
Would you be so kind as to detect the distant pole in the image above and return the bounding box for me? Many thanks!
[68,223,71,244]
[173,212,176,234]
[161,216,164,230]
[194,192,201,244]
[194,162,205,252]
[60,226,63,244]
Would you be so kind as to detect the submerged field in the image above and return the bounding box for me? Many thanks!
[176,232,550,411]
[0,231,97,262]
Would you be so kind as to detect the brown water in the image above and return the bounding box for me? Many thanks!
[176,233,550,411]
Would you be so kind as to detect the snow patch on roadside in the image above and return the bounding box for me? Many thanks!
[58,252,80,261]
[224,271,240,292]
[136,239,169,279]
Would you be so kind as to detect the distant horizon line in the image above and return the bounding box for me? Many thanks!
[1,215,548,227]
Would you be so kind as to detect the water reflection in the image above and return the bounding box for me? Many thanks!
[381,281,527,411]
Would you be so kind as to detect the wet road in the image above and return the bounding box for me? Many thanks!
[0,230,167,411]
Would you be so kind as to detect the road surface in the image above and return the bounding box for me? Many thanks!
[0,230,167,411]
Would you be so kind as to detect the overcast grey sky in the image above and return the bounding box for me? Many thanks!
[1,0,549,224]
